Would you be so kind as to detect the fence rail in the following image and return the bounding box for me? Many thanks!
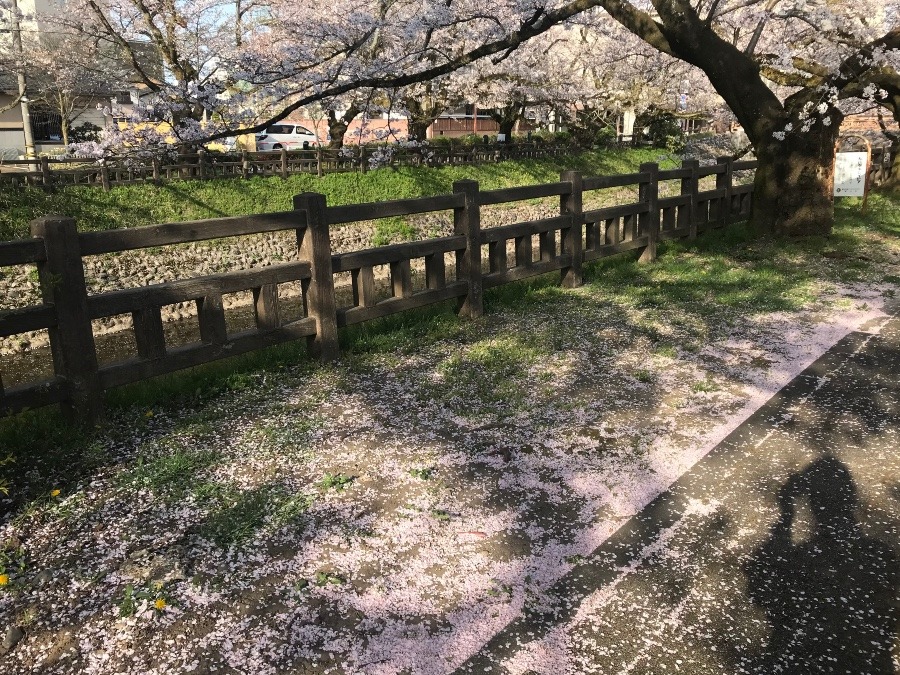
[0,157,757,422]
[0,143,575,191]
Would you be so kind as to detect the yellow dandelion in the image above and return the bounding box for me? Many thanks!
[0,574,9,586]
[50,489,61,497]
[154,598,166,611]
[145,410,154,418]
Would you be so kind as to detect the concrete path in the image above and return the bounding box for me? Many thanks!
[458,317,900,674]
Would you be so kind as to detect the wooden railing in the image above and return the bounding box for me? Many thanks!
[0,143,573,190]
[0,157,756,422]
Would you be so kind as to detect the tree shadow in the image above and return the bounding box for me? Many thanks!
[741,455,899,673]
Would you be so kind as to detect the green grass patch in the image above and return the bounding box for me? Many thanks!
[122,447,219,500]
[317,472,354,491]
[201,482,314,547]
[0,147,670,240]
[431,335,545,414]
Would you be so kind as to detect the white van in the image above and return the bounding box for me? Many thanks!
[255,124,320,151]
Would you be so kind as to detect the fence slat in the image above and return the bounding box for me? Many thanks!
[0,305,56,337]
[391,259,413,299]
[79,211,303,255]
[331,235,465,273]
[326,194,464,225]
[197,292,228,345]
[478,182,570,206]
[0,239,47,266]
[337,283,468,327]
[133,307,166,360]
[253,284,281,330]
[352,267,377,307]
[425,253,446,290]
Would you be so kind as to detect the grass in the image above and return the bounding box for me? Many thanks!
[0,147,671,240]
[1,177,899,513]
[201,483,314,547]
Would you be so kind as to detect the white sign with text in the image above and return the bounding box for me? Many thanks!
[833,152,868,197]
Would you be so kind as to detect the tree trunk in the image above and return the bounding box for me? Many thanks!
[886,138,900,187]
[489,101,524,142]
[404,95,445,142]
[327,106,362,149]
[751,124,840,236]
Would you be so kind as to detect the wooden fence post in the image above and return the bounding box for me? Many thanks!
[560,170,583,288]
[638,162,659,263]
[241,151,249,179]
[152,156,161,184]
[716,155,733,227]
[682,159,700,240]
[197,149,207,180]
[293,193,339,361]
[280,147,288,179]
[453,179,483,318]
[316,145,323,178]
[29,216,102,424]
[100,164,111,192]
[40,157,51,186]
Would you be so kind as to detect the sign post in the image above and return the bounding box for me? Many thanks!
[833,135,872,213]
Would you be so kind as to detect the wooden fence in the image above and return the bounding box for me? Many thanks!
[0,143,572,190]
[0,157,756,423]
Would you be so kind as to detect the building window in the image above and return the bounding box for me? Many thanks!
[30,110,64,142]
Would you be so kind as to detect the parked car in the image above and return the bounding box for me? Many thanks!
[255,124,320,151]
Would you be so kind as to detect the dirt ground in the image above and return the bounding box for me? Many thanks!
[0,273,896,674]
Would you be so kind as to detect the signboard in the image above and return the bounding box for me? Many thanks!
[833,151,868,197]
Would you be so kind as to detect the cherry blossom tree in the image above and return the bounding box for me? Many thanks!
[23,33,128,145]
[29,0,897,236]
[578,0,899,235]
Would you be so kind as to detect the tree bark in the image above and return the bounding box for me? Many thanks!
[489,101,525,142]
[327,106,362,149]
[751,123,840,236]
[404,95,447,142]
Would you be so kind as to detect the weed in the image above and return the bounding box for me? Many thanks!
[691,379,718,393]
[118,582,168,617]
[654,345,678,358]
[122,448,218,499]
[314,571,346,586]
[431,508,451,522]
[634,369,655,383]
[318,472,354,491]
[409,467,434,480]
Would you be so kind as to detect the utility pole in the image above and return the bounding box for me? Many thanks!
[10,0,36,158]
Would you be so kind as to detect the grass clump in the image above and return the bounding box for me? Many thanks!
[201,483,314,547]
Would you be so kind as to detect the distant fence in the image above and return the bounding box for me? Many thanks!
[0,143,573,191]
[0,157,755,422]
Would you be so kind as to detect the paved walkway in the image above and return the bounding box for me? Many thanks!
[458,316,900,674]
